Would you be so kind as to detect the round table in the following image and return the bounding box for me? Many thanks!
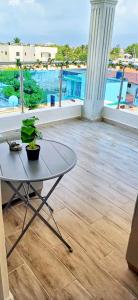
[0,139,77,257]
[0,139,77,182]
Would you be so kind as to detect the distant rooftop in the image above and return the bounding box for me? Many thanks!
[0,42,56,47]
[107,70,138,85]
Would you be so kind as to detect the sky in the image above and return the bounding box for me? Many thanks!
[0,0,137,48]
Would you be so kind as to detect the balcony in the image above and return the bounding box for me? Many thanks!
[0,1,138,300]
[1,118,137,300]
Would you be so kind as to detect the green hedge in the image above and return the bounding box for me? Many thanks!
[0,70,45,109]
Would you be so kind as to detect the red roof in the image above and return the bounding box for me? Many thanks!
[107,71,138,85]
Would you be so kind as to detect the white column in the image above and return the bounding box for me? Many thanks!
[84,0,118,120]
[0,181,14,300]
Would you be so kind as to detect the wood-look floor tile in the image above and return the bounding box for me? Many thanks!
[68,166,129,206]
[54,208,113,261]
[53,186,102,224]
[14,203,69,249]
[9,229,74,297]
[103,206,131,233]
[3,119,138,300]
[120,201,135,218]
[3,207,23,237]
[52,237,136,300]
[32,195,65,214]
[100,250,138,298]
[62,175,116,215]
[91,217,129,254]
[52,280,94,300]
[110,180,137,202]
[9,264,49,300]
[6,238,24,274]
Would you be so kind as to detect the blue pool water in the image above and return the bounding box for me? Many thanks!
[0,69,128,108]
[31,69,86,103]
[105,78,128,105]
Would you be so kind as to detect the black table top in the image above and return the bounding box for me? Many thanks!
[0,140,77,182]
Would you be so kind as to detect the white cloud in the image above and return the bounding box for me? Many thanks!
[0,0,137,46]
[9,0,20,5]
[116,0,138,17]
[112,0,138,46]
[9,0,35,6]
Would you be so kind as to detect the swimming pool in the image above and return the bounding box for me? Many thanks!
[0,69,128,109]
[105,78,128,106]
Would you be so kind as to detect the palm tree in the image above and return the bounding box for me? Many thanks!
[13,37,21,44]
[16,59,22,68]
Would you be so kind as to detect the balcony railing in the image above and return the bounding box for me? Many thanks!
[106,67,138,111]
[0,62,86,114]
[0,61,138,115]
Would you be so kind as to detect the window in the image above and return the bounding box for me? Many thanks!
[25,52,26,56]
[16,52,20,56]
[41,52,42,58]
[5,51,7,55]
[128,83,131,88]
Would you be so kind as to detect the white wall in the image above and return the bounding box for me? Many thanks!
[0,44,57,63]
[23,45,35,62]
[0,103,82,133]
[103,106,138,131]
[0,45,9,62]
[46,47,57,59]
[9,45,24,62]
[35,46,57,62]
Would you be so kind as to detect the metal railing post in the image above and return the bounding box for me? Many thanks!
[117,66,125,109]
[59,66,63,107]
[19,66,24,113]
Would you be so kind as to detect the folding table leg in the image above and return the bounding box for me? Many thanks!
[29,184,54,212]
[28,201,73,253]
[5,176,73,258]
[3,182,23,211]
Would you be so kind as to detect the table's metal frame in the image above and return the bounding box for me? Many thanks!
[4,176,73,258]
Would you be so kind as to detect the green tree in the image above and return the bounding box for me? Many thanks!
[3,86,15,98]
[110,47,120,60]
[23,78,44,109]
[13,37,21,44]
[16,59,22,67]
[0,70,19,85]
[73,45,88,62]
[0,70,44,109]
[125,44,138,58]
[55,44,88,63]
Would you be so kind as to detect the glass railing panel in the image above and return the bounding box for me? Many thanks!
[0,69,21,114]
[61,69,86,103]
[22,68,86,110]
[23,69,60,109]
[105,69,128,108]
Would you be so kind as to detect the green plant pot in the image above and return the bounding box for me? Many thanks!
[26,145,40,161]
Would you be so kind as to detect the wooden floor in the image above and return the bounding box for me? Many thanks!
[3,119,138,300]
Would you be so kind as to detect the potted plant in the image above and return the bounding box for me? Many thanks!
[21,116,42,160]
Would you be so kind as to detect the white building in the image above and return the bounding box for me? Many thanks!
[0,44,57,63]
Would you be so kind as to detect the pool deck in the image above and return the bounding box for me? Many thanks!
[0,99,83,115]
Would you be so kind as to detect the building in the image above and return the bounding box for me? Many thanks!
[0,43,57,63]
[107,69,138,104]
